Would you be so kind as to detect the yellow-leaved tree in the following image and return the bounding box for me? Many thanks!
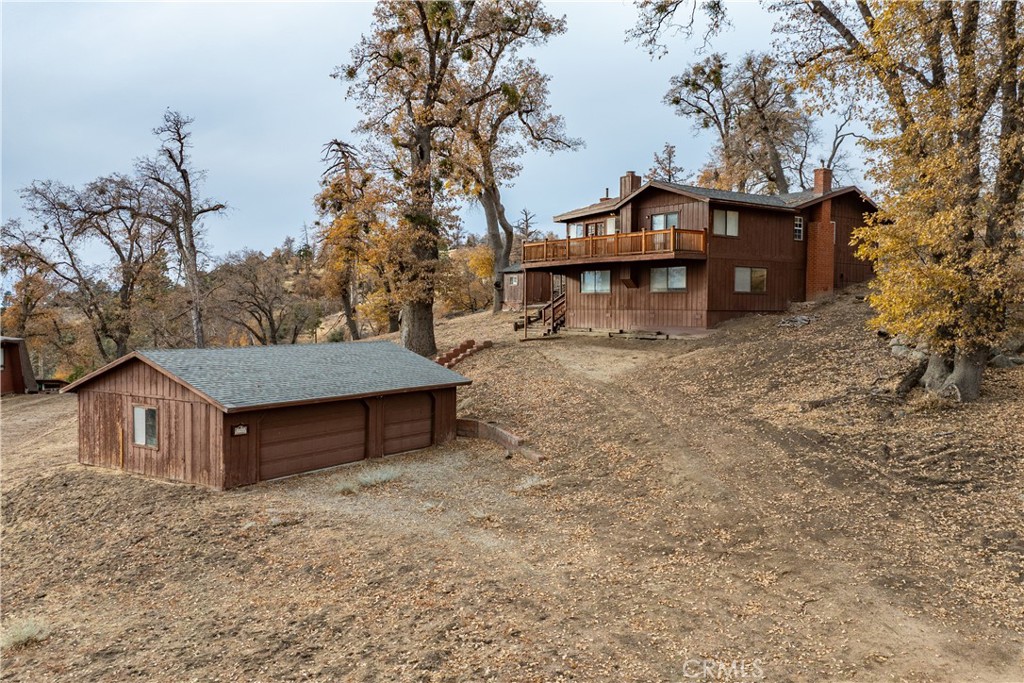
[781,1,1024,401]
[632,0,1023,401]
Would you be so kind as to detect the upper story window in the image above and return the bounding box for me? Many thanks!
[581,270,611,294]
[794,216,805,241]
[133,406,158,447]
[734,266,767,294]
[713,209,739,237]
[651,212,679,231]
[651,266,687,292]
[569,223,584,238]
[606,217,618,234]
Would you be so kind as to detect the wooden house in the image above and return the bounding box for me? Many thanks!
[1,337,38,395]
[519,168,876,335]
[62,342,471,489]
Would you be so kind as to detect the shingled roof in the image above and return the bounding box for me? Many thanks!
[553,180,875,222]
[63,342,471,412]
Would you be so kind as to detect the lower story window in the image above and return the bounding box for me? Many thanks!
[509,275,519,286]
[581,270,611,293]
[651,266,687,291]
[734,266,767,293]
[133,406,158,447]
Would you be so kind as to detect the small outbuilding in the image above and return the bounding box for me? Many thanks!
[62,342,471,489]
[1,337,38,395]
[500,265,557,311]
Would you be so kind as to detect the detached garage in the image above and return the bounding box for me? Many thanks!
[62,342,471,489]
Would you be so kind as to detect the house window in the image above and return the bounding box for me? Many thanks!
[585,221,606,236]
[508,275,519,286]
[734,267,767,293]
[606,217,618,234]
[713,209,739,237]
[651,212,679,231]
[581,270,611,294]
[651,266,687,291]
[133,406,158,447]
[794,216,804,241]
[569,223,585,238]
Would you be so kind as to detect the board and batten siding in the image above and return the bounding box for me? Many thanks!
[502,272,551,311]
[830,193,874,289]
[218,387,459,488]
[626,189,708,233]
[564,261,708,332]
[76,359,224,488]
[705,203,807,326]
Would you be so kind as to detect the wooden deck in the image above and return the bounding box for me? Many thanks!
[522,228,706,266]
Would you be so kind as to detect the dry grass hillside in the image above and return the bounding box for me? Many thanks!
[2,286,1022,682]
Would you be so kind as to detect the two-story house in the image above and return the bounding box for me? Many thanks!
[519,167,876,335]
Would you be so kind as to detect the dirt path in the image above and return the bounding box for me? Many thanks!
[2,294,1022,681]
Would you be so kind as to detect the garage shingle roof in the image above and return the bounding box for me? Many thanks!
[72,342,470,411]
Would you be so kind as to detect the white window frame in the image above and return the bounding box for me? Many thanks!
[794,216,805,241]
[508,275,519,286]
[569,223,585,238]
[581,270,611,294]
[651,266,687,292]
[734,266,767,294]
[133,405,158,448]
[606,216,618,234]
[713,209,740,237]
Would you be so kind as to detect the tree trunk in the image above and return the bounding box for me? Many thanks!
[939,349,987,402]
[340,277,361,340]
[400,300,436,357]
[480,192,505,314]
[921,353,952,391]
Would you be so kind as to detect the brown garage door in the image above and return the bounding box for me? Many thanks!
[259,401,366,480]
[383,393,433,455]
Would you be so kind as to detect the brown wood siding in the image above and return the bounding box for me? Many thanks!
[1,345,25,394]
[706,203,806,321]
[564,261,708,331]
[258,401,367,481]
[223,415,259,489]
[382,393,433,455]
[629,189,707,233]
[431,388,457,445]
[831,193,873,288]
[76,359,224,488]
[502,271,551,310]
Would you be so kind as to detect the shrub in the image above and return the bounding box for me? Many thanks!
[1,619,50,651]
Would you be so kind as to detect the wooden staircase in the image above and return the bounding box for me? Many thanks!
[517,292,566,339]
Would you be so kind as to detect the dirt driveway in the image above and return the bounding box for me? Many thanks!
[2,292,1022,681]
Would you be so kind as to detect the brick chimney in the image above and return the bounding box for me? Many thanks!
[619,171,642,198]
[813,167,833,194]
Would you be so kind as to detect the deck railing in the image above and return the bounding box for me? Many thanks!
[522,228,706,263]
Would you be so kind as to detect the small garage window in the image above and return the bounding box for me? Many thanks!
[133,406,158,447]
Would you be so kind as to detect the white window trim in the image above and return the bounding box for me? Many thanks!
[794,216,805,241]
[133,405,158,448]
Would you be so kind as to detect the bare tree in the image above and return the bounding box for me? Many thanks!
[648,142,688,183]
[136,110,226,348]
[4,176,171,361]
[214,248,322,346]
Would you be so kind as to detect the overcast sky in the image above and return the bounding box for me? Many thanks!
[2,1,859,260]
